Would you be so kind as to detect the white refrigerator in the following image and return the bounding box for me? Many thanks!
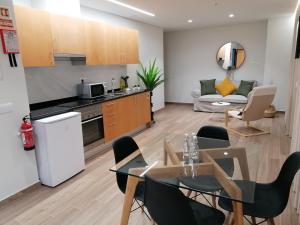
[33,112,85,187]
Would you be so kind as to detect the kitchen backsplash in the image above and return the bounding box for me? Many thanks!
[24,60,139,104]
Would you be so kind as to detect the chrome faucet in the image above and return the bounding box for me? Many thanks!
[111,78,115,96]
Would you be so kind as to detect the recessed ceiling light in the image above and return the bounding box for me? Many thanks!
[188,19,193,23]
[229,14,235,18]
[105,0,155,17]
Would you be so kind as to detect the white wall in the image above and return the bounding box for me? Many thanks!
[0,0,39,201]
[263,16,295,111]
[164,21,267,104]
[13,0,165,111]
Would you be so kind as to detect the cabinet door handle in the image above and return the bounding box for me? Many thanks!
[82,116,103,124]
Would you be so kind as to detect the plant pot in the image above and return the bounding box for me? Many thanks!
[150,91,155,123]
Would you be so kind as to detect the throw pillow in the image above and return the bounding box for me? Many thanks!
[200,79,217,95]
[236,80,255,97]
[215,77,237,97]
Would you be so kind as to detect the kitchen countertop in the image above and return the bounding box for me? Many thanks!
[30,89,148,120]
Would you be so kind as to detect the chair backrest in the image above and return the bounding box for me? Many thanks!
[242,85,277,121]
[272,152,300,212]
[112,136,141,194]
[197,125,229,140]
[144,176,199,225]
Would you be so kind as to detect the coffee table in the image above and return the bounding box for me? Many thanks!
[209,102,232,122]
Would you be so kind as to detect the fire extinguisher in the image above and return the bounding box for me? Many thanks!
[20,115,35,151]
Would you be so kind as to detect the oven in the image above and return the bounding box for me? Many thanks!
[74,103,104,146]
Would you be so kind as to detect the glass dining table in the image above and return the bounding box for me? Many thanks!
[110,134,261,225]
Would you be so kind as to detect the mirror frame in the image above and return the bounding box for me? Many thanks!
[216,42,246,71]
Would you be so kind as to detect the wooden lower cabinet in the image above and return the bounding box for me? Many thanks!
[136,92,151,125]
[102,92,151,143]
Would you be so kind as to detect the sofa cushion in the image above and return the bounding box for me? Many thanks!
[215,77,237,96]
[223,95,248,104]
[235,80,255,97]
[200,79,217,95]
[198,94,223,102]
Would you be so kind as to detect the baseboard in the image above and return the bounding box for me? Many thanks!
[0,181,41,203]
[165,101,193,105]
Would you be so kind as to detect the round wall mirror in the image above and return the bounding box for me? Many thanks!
[216,42,245,70]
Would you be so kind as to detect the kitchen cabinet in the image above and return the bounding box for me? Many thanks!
[15,5,139,67]
[119,27,139,64]
[102,92,151,143]
[136,92,151,126]
[50,14,86,55]
[85,21,139,65]
[85,21,106,65]
[14,5,54,67]
[102,100,118,142]
[105,25,122,65]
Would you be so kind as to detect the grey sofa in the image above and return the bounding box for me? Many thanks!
[191,80,257,112]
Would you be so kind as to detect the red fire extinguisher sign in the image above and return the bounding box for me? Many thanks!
[20,115,35,151]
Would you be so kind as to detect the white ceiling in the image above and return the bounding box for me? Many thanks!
[80,0,298,31]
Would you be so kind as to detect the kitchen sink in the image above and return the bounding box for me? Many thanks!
[112,92,125,96]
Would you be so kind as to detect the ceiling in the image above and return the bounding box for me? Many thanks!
[80,0,298,31]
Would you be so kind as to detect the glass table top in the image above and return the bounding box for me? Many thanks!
[110,135,261,204]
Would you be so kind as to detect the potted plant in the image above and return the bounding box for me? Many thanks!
[137,58,164,123]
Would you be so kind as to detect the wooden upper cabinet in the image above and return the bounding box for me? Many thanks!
[85,21,106,65]
[104,25,122,65]
[14,5,139,67]
[85,22,139,65]
[120,27,139,64]
[14,5,54,67]
[50,14,86,55]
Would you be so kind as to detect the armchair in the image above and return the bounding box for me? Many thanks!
[224,86,277,137]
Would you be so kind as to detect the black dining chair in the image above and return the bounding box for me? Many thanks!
[218,152,300,225]
[197,125,234,177]
[144,175,225,225]
[112,136,150,218]
[183,126,234,207]
[196,125,230,140]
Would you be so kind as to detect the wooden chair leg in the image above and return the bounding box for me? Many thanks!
[141,203,144,211]
[120,176,139,225]
[225,110,229,127]
[251,216,256,225]
[212,196,217,208]
[267,218,275,225]
[186,190,192,197]
[232,201,243,225]
[193,192,198,200]
[227,212,235,225]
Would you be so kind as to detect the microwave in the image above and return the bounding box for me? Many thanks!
[78,82,107,99]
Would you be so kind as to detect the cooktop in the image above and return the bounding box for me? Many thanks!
[57,97,106,108]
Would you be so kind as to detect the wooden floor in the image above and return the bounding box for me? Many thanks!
[0,103,298,225]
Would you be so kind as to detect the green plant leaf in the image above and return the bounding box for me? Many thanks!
[136,58,164,91]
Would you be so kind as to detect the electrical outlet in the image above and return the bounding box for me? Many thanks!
[80,77,88,83]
